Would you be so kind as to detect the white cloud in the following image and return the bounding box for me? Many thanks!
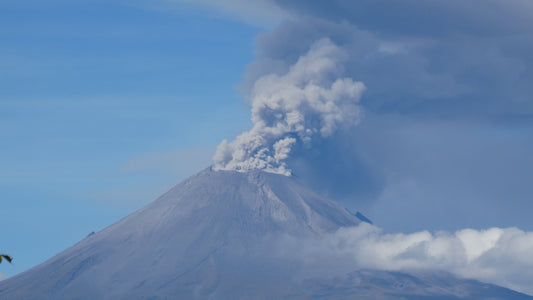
[213,39,365,175]
[277,224,533,295]
[0,272,7,281]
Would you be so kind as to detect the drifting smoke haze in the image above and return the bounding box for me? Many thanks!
[207,0,533,232]
[202,0,533,296]
[213,39,365,175]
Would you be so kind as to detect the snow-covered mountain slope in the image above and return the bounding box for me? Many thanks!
[295,270,531,300]
[0,169,360,299]
[0,169,531,299]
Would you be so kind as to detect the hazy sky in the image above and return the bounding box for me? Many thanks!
[2,0,532,279]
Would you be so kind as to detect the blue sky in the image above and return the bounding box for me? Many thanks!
[0,1,256,275]
[2,0,533,279]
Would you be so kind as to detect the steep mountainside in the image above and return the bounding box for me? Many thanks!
[0,169,530,299]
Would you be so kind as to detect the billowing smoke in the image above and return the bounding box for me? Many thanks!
[271,224,533,295]
[213,38,365,175]
[203,1,533,295]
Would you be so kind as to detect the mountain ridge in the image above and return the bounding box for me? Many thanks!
[0,168,361,299]
[0,168,530,299]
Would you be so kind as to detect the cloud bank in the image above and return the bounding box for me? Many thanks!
[213,39,365,175]
[274,224,533,295]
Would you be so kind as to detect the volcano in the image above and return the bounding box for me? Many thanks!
[0,169,531,299]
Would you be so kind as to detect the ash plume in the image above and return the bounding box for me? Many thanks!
[213,39,365,175]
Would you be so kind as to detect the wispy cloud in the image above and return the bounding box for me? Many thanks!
[133,0,290,28]
[121,146,214,175]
